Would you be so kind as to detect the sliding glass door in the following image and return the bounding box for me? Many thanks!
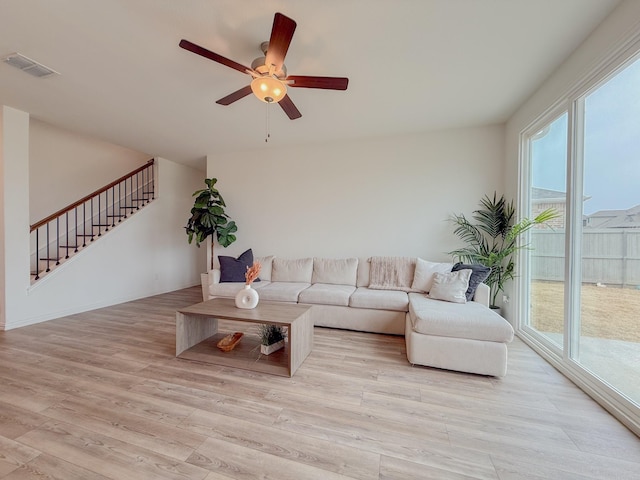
[522,54,640,410]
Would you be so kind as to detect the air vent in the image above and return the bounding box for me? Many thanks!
[2,52,59,78]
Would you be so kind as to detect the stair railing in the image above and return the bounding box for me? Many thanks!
[30,159,155,281]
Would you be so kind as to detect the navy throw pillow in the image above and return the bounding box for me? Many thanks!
[451,262,490,301]
[219,248,259,283]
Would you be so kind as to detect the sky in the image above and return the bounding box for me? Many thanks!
[531,55,640,215]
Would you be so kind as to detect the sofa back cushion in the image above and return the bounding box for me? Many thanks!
[312,258,358,286]
[356,258,370,287]
[272,257,313,283]
[255,255,275,281]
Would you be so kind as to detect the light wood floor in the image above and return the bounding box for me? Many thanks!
[0,287,638,480]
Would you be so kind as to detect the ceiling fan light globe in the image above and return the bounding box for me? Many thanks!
[251,76,287,103]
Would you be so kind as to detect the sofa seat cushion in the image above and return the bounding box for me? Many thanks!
[257,282,311,303]
[408,293,514,343]
[349,287,409,312]
[299,283,356,307]
[209,281,270,298]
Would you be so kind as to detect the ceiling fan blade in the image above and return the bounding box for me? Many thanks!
[279,95,302,120]
[265,13,297,73]
[287,76,349,90]
[179,39,250,75]
[216,85,253,105]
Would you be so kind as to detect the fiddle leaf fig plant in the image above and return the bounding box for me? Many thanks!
[186,178,237,267]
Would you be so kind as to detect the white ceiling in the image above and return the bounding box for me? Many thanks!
[0,0,621,168]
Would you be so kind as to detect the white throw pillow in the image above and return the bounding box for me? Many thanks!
[411,258,454,293]
[428,269,472,304]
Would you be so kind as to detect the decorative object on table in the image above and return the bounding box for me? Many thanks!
[448,192,559,308]
[235,260,262,309]
[216,332,244,352]
[258,323,286,355]
[185,177,237,270]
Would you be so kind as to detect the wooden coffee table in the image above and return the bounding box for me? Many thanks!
[176,298,313,377]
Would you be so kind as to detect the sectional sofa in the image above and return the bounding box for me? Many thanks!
[200,255,514,376]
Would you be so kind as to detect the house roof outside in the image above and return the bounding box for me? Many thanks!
[586,204,640,228]
[531,187,567,203]
[531,187,591,203]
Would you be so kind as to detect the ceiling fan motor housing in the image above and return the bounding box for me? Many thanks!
[250,50,287,79]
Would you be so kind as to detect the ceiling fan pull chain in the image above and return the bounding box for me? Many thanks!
[265,102,271,143]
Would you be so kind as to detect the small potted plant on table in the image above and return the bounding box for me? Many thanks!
[258,324,286,355]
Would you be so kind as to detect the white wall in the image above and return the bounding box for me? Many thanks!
[207,125,504,265]
[0,106,31,330]
[504,0,640,320]
[29,119,150,223]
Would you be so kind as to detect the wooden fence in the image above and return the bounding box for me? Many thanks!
[531,229,640,287]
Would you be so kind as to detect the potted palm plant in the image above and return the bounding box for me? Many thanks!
[448,192,558,309]
[185,178,237,269]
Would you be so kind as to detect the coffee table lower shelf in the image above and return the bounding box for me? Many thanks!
[178,332,290,377]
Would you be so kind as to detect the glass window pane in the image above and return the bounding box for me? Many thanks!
[529,113,568,349]
[578,57,640,406]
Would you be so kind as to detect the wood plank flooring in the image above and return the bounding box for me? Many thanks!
[0,287,638,479]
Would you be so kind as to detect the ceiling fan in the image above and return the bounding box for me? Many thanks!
[179,12,349,120]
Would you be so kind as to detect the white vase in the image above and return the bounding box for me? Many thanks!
[260,339,285,355]
[235,285,259,309]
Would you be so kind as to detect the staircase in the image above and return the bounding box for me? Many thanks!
[30,159,155,282]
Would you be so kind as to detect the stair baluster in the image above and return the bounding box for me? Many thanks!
[29,159,155,282]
